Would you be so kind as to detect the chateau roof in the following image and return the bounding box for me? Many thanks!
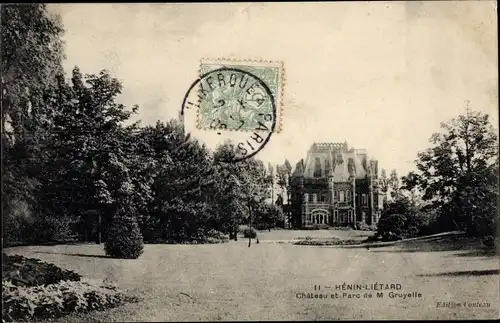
[293,142,377,180]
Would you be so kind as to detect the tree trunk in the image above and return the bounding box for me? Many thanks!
[97,213,102,244]
[248,203,252,247]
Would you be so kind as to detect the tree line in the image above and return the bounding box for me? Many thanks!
[375,105,498,243]
[2,5,497,252]
[1,4,284,251]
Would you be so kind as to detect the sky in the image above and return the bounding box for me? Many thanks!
[49,2,498,176]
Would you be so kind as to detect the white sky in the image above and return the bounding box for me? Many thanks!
[49,2,498,176]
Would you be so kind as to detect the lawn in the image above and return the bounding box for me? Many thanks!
[3,230,499,321]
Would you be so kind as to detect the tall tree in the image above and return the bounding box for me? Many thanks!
[1,4,65,244]
[283,159,292,203]
[267,162,274,204]
[214,141,248,240]
[388,169,400,199]
[276,160,292,203]
[379,168,389,203]
[154,120,216,242]
[1,4,65,141]
[36,68,142,242]
[402,109,498,235]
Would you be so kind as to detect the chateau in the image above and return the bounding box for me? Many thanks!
[289,142,383,228]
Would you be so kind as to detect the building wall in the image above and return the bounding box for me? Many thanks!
[298,177,380,228]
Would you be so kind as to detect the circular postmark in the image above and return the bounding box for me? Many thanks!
[181,67,276,162]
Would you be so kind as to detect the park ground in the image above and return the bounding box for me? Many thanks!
[4,229,499,321]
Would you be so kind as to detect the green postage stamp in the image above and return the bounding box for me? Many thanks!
[197,59,284,133]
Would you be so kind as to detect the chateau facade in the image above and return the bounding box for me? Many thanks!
[290,142,383,228]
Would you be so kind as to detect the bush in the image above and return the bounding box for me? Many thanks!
[377,212,430,241]
[204,229,229,244]
[304,224,330,230]
[242,227,257,238]
[3,199,34,246]
[482,235,497,252]
[2,254,81,287]
[104,215,144,259]
[254,204,284,230]
[146,229,229,245]
[31,214,76,244]
[294,238,361,246]
[2,278,138,322]
[405,214,427,238]
[376,213,408,241]
[356,222,377,231]
[364,234,380,243]
[205,229,228,240]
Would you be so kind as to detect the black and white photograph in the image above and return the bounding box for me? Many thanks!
[1,2,498,321]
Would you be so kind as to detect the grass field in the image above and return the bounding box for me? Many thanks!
[4,230,499,321]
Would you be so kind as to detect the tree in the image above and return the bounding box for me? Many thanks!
[240,159,269,246]
[31,67,143,243]
[1,4,65,142]
[214,141,249,240]
[153,120,216,242]
[255,203,284,230]
[403,108,498,236]
[1,4,65,244]
[104,208,144,259]
[214,141,270,246]
[267,162,274,204]
[276,160,292,227]
[379,168,389,203]
[376,192,425,241]
[388,169,400,199]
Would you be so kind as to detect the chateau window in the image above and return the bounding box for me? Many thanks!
[361,194,367,205]
[318,192,324,202]
[346,191,351,202]
[323,192,329,202]
[312,193,317,203]
[313,157,322,178]
[339,191,345,202]
[334,190,339,201]
[309,194,314,202]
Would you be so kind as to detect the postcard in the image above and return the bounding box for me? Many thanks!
[2,2,498,321]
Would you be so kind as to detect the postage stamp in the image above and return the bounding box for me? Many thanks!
[197,59,284,133]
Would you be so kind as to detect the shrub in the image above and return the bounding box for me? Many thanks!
[482,235,497,251]
[356,222,377,231]
[364,234,380,243]
[204,229,229,244]
[404,214,427,238]
[31,214,76,244]
[204,236,229,244]
[254,204,284,230]
[2,254,81,287]
[3,199,34,246]
[2,279,138,322]
[242,227,257,238]
[104,215,144,259]
[205,229,228,240]
[376,212,430,241]
[304,224,330,230]
[376,213,408,241]
[294,238,360,246]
